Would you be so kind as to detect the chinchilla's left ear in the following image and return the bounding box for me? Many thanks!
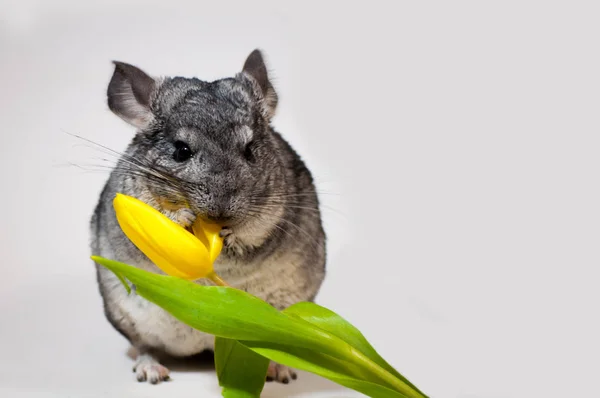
[107,61,159,129]
[241,49,278,119]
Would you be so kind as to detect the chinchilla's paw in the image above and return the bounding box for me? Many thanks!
[266,362,297,384]
[220,227,235,246]
[133,354,170,384]
[165,207,196,228]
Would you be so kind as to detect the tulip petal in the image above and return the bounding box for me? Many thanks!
[192,218,224,263]
[113,193,217,280]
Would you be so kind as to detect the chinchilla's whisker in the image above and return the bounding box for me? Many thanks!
[66,133,185,190]
[278,217,324,251]
[245,205,323,250]
[249,199,345,218]
[111,165,178,188]
[253,199,320,208]
[246,206,323,251]
[255,191,340,198]
[246,204,318,220]
[95,162,187,203]
[56,161,92,170]
[221,210,287,256]
[65,132,129,158]
[247,202,322,218]
[263,204,322,213]
[243,209,298,243]
[117,157,174,183]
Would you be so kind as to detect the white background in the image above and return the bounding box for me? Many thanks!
[1,1,598,397]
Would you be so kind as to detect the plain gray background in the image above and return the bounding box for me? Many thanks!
[1,1,598,397]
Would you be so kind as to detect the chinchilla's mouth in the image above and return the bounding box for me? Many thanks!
[153,193,236,246]
[184,223,233,249]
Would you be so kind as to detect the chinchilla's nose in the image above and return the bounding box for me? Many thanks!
[203,211,234,225]
[201,197,236,225]
[196,172,241,225]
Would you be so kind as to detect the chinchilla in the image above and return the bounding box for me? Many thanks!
[90,49,326,384]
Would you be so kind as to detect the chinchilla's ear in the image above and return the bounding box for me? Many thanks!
[242,49,278,119]
[107,61,159,129]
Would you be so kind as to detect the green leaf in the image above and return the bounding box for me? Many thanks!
[283,302,426,397]
[92,256,331,347]
[215,337,269,398]
[113,270,131,294]
[92,256,427,398]
[240,341,409,398]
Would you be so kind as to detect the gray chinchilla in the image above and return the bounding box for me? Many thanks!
[90,49,326,384]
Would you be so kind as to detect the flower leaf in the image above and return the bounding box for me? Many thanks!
[91,256,427,398]
[215,337,269,398]
[91,257,333,348]
[112,270,131,294]
[240,340,411,398]
[283,302,426,396]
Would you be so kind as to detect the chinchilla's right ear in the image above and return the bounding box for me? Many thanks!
[242,49,278,120]
[107,61,159,129]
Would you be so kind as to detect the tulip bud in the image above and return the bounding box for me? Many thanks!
[113,193,227,285]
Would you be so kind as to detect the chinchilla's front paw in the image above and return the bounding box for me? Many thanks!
[164,207,196,228]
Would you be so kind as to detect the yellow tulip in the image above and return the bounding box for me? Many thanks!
[112,193,227,286]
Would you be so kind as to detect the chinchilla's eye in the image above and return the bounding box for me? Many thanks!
[173,141,193,162]
[244,141,255,163]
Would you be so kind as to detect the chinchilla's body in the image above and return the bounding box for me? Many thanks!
[90,50,326,384]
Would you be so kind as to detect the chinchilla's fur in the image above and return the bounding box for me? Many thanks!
[90,50,326,384]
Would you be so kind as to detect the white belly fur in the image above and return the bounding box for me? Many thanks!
[112,271,215,356]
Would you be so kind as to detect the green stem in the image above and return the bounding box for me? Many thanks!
[207,271,229,287]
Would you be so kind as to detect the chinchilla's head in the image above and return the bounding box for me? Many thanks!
[107,50,288,251]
